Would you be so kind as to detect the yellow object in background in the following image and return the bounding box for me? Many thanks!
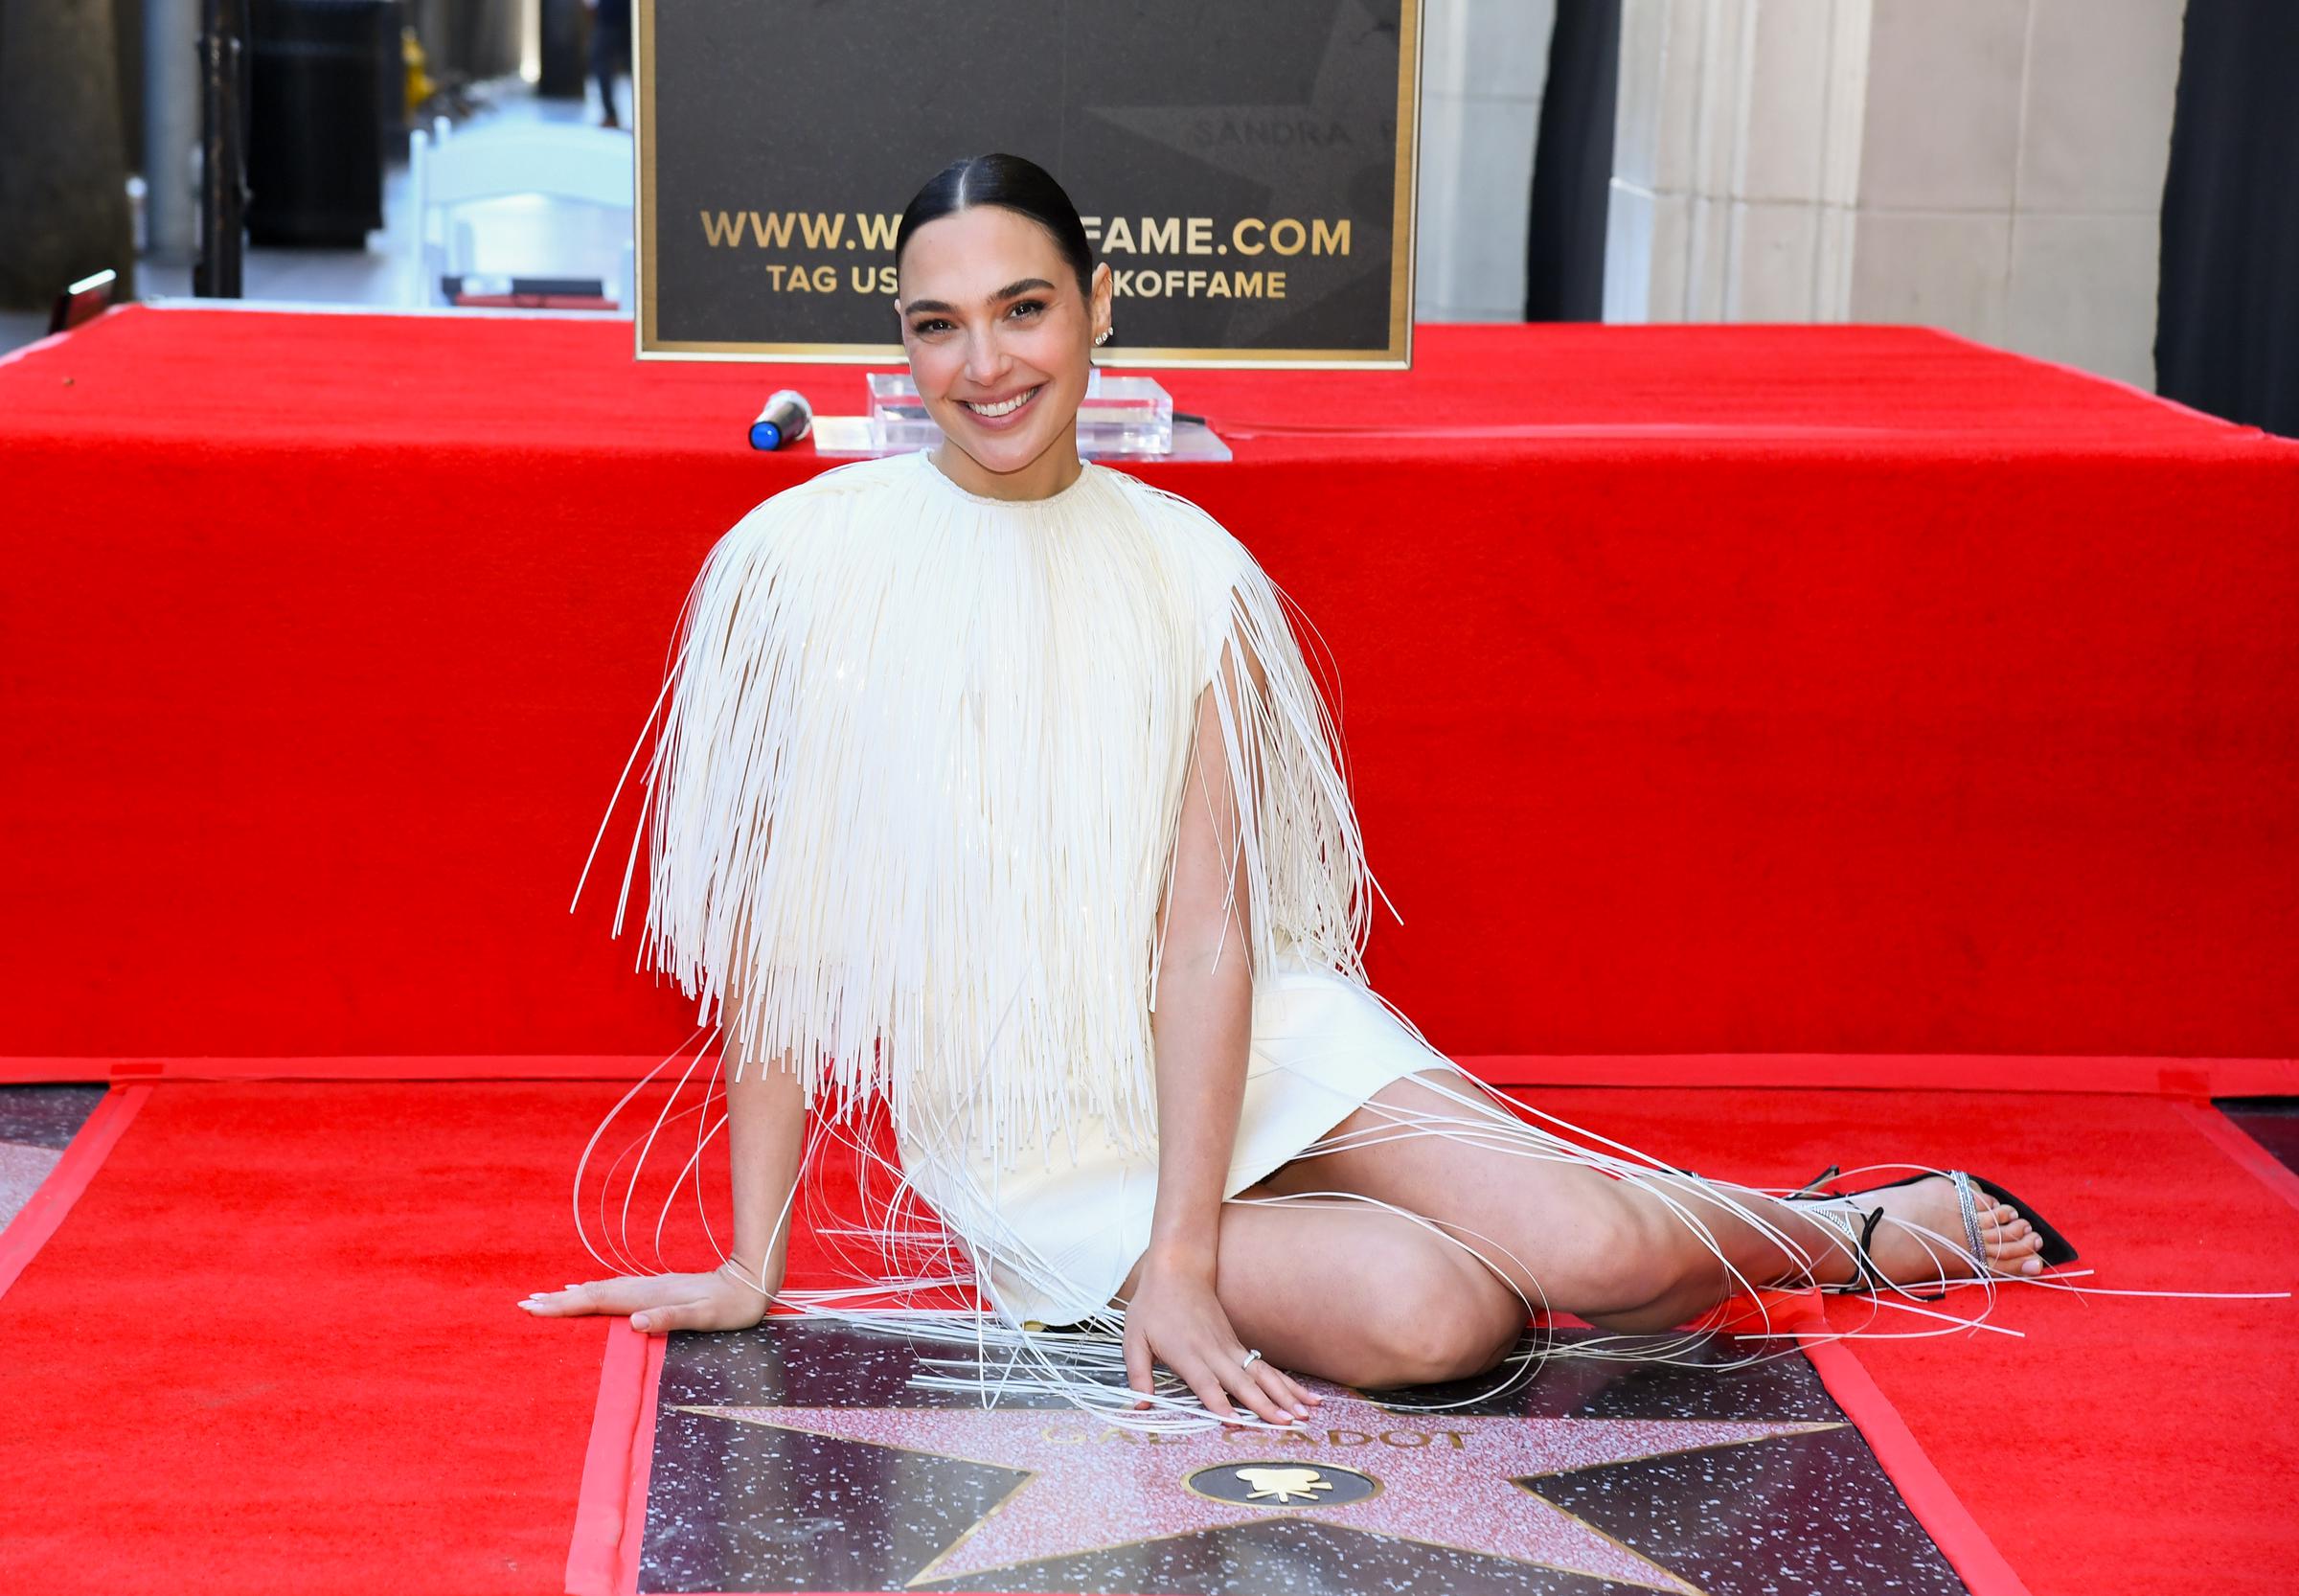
[401,27,435,119]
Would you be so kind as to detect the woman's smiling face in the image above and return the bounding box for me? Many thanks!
[896,204,1113,493]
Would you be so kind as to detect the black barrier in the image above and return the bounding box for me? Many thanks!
[635,0,1421,367]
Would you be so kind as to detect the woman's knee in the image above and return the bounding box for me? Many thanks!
[1353,1245,1525,1386]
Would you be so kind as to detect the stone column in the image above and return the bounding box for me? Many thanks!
[1414,0,1558,322]
[1605,0,2183,389]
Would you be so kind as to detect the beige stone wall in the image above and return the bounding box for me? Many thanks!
[1605,0,2184,388]
[1414,0,1558,322]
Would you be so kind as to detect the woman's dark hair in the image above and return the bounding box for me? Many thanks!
[895,153,1097,304]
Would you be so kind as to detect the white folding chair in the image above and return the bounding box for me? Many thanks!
[404,118,636,308]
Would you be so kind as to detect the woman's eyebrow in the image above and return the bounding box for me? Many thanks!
[903,278,1057,315]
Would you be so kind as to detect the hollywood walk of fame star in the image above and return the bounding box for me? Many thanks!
[673,1380,1838,1591]
[1082,0,1405,345]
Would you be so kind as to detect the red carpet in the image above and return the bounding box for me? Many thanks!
[5,308,2298,1066]
[0,1076,2290,1595]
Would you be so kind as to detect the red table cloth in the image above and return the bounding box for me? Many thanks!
[4,305,2294,1068]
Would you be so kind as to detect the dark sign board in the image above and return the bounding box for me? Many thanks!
[635,0,1422,367]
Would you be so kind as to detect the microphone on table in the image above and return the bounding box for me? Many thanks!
[748,389,813,450]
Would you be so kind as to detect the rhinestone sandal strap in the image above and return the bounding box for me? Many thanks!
[1815,1201,1889,1295]
[1950,1169,1985,1269]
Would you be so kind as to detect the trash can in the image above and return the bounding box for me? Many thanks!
[245,0,395,245]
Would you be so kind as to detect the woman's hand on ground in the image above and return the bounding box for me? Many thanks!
[518,1259,777,1334]
[1122,1258,1320,1426]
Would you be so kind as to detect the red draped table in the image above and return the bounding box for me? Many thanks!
[4,305,2295,1078]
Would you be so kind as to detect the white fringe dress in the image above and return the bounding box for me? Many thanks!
[572,445,2043,1431]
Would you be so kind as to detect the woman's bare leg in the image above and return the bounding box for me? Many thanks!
[1114,1180,1529,1389]
[1254,1069,2047,1334]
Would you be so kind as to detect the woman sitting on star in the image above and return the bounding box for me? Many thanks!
[527,152,2068,1430]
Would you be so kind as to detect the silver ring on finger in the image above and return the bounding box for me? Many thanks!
[1240,1347,1263,1371]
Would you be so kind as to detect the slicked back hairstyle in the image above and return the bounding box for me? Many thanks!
[895,152,1097,304]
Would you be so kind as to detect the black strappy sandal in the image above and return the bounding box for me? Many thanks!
[1786,1165,2079,1297]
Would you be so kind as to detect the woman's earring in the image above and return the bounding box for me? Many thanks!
[1095,327,1112,346]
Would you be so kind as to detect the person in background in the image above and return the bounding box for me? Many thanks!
[584,0,632,130]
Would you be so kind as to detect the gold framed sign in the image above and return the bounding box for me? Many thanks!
[633,0,1422,368]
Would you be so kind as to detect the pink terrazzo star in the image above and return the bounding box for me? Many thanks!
[676,1383,1835,1590]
